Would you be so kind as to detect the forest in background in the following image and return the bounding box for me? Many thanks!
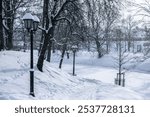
[0,0,150,72]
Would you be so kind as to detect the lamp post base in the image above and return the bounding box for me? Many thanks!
[29,92,35,97]
[73,74,77,76]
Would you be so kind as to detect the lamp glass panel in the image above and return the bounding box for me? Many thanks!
[33,21,39,31]
[27,19,33,29]
[24,19,33,29]
[24,20,28,28]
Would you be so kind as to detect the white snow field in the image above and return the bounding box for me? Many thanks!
[0,50,150,100]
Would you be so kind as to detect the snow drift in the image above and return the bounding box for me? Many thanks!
[0,51,143,99]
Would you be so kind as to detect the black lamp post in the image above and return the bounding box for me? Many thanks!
[71,45,78,76]
[22,13,40,97]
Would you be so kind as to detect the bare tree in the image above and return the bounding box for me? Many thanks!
[2,0,32,50]
[55,20,71,69]
[113,28,133,86]
[57,15,84,68]
[37,0,82,72]
[84,0,121,58]
[124,15,137,52]
[113,29,126,86]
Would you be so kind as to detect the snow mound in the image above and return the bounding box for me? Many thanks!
[135,58,150,72]
[0,51,143,99]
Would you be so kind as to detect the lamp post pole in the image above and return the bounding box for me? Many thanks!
[72,45,78,76]
[23,13,40,97]
[30,29,34,97]
[73,50,76,76]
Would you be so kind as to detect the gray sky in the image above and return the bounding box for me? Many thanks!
[122,0,150,23]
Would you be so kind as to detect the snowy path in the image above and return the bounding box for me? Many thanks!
[51,63,150,99]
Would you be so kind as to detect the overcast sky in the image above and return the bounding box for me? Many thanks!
[122,0,150,23]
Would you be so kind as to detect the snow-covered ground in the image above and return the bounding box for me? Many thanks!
[0,50,150,99]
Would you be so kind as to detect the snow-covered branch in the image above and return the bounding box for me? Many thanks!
[38,25,53,34]
[38,26,46,32]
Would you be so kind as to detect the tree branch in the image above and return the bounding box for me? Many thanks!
[55,17,71,24]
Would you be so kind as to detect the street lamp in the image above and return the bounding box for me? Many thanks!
[22,13,40,97]
[71,45,78,76]
[32,15,40,31]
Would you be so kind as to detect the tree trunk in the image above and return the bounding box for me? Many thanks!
[6,29,13,50]
[105,28,109,54]
[37,33,50,71]
[5,0,14,50]
[95,39,102,58]
[106,41,109,54]
[67,52,69,59]
[37,27,54,71]
[0,0,4,51]
[118,30,123,86]
[132,40,135,53]
[59,43,67,69]
[128,41,131,52]
[38,0,46,55]
[46,40,52,62]
[52,42,55,53]
[118,40,122,85]
[37,0,52,71]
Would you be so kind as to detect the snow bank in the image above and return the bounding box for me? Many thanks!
[135,58,150,72]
